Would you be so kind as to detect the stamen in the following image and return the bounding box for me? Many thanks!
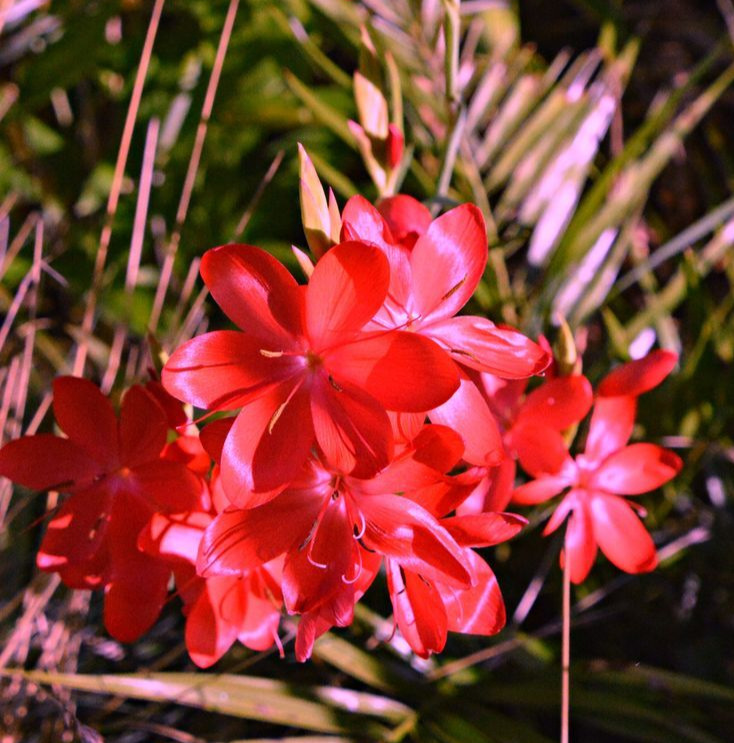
[342,549,363,584]
[441,275,466,301]
[353,512,366,540]
[259,349,284,358]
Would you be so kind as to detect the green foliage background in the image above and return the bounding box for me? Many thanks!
[0,1,733,741]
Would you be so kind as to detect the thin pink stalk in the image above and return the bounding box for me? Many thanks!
[173,284,209,348]
[73,0,165,377]
[0,274,30,352]
[0,212,37,283]
[149,0,240,336]
[9,219,43,446]
[561,553,571,743]
[125,344,140,386]
[234,148,285,238]
[24,390,52,435]
[0,217,9,263]
[0,356,20,447]
[101,325,127,395]
[125,117,160,296]
[169,256,201,326]
[0,191,18,220]
[101,117,160,394]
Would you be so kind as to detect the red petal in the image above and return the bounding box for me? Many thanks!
[442,512,527,547]
[145,379,189,429]
[598,350,677,397]
[220,381,314,503]
[130,459,204,511]
[118,386,167,468]
[359,494,472,588]
[341,195,395,248]
[511,423,575,478]
[306,241,389,349]
[410,204,486,321]
[591,443,682,495]
[429,372,503,466]
[562,495,598,584]
[53,377,118,469]
[282,494,356,615]
[464,458,517,514]
[311,375,392,479]
[341,197,415,322]
[237,583,282,651]
[37,486,113,584]
[329,331,459,412]
[427,316,550,378]
[440,551,505,635]
[295,608,335,662]
[516,375,593,432]
[387,560,447,658]
[104,562,170,642]
[161,434,211,477]
[402,424,463,478]
[103,496,171,642]
[0,434,102,492]
[512,473,569,505]
[163,331,297,412]
[590,492,658,575]
[201,243,303,346]
[377,195,432,247]
[185,576,240,667]
[139,511,210,564]
[197,489,322,577]
[200,417,235,464]
[584,396,637,464]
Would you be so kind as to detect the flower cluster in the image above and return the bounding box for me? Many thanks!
[0,189,681,666]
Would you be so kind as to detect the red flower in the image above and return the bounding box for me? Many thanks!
[512,351,682,583]
[387,511,526,658]
[196,423,480,657]
[340,196,549,463]
[340,196,549,378]
[455,370,594,514]
[0,377,203,641]
[162,241,459,505]
[139,503,284,668]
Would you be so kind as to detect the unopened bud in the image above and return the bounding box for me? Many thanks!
[554,316,581,376]
[298,143,333,258]
[386,123,404,170]
[354,71,389,140]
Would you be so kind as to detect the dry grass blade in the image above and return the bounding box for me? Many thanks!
[73,0,166,377]
[149,0,240,337]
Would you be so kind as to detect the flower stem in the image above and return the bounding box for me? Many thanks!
[561,552,571,743]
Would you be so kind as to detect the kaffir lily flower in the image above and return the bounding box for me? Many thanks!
[512,351,682,583]
[0,377,204,641]
[195,422,482,654]
[162,240,459,506]
[386,511,527,658]
[139,504,284,668]
[456,370,594,514]
[339,195,550,464]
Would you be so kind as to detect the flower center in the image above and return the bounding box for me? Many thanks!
[305,350,323,370]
